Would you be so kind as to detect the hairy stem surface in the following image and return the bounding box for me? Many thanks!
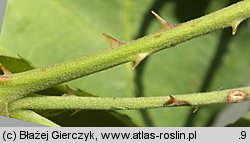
[9,86,250,111]
[1,0,250,98]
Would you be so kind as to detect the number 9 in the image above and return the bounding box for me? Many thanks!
[241,131,246,139]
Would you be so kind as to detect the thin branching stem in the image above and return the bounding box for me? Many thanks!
[9,110,60,127]
[9,86,250,111]
[1,0,250,98]
[1,1,250,116]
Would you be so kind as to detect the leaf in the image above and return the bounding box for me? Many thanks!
[0,55,33,73]
[44,110,137,127]
[1,0,250,126]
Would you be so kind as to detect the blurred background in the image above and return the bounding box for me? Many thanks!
[0,0,249,126]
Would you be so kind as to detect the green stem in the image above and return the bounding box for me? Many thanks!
[1,1,250,99]
[9,86,250,111]
[9,110,60,127]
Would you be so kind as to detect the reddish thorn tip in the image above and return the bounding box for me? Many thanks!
[151,11,178,30]
[165,95,176,104]
[0,64,11,75]
[169,95,176,101]
[102,32,124,49]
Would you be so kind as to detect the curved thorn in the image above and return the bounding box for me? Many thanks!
[192,106,199,113]
[163,95,176,105]
[151,11,178,30]
[0,64,11,75]
[132,52,149,70]
[231,21,241,35]
[65,84,75,96]
[167,95,176,103]
[102,32,124,49]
